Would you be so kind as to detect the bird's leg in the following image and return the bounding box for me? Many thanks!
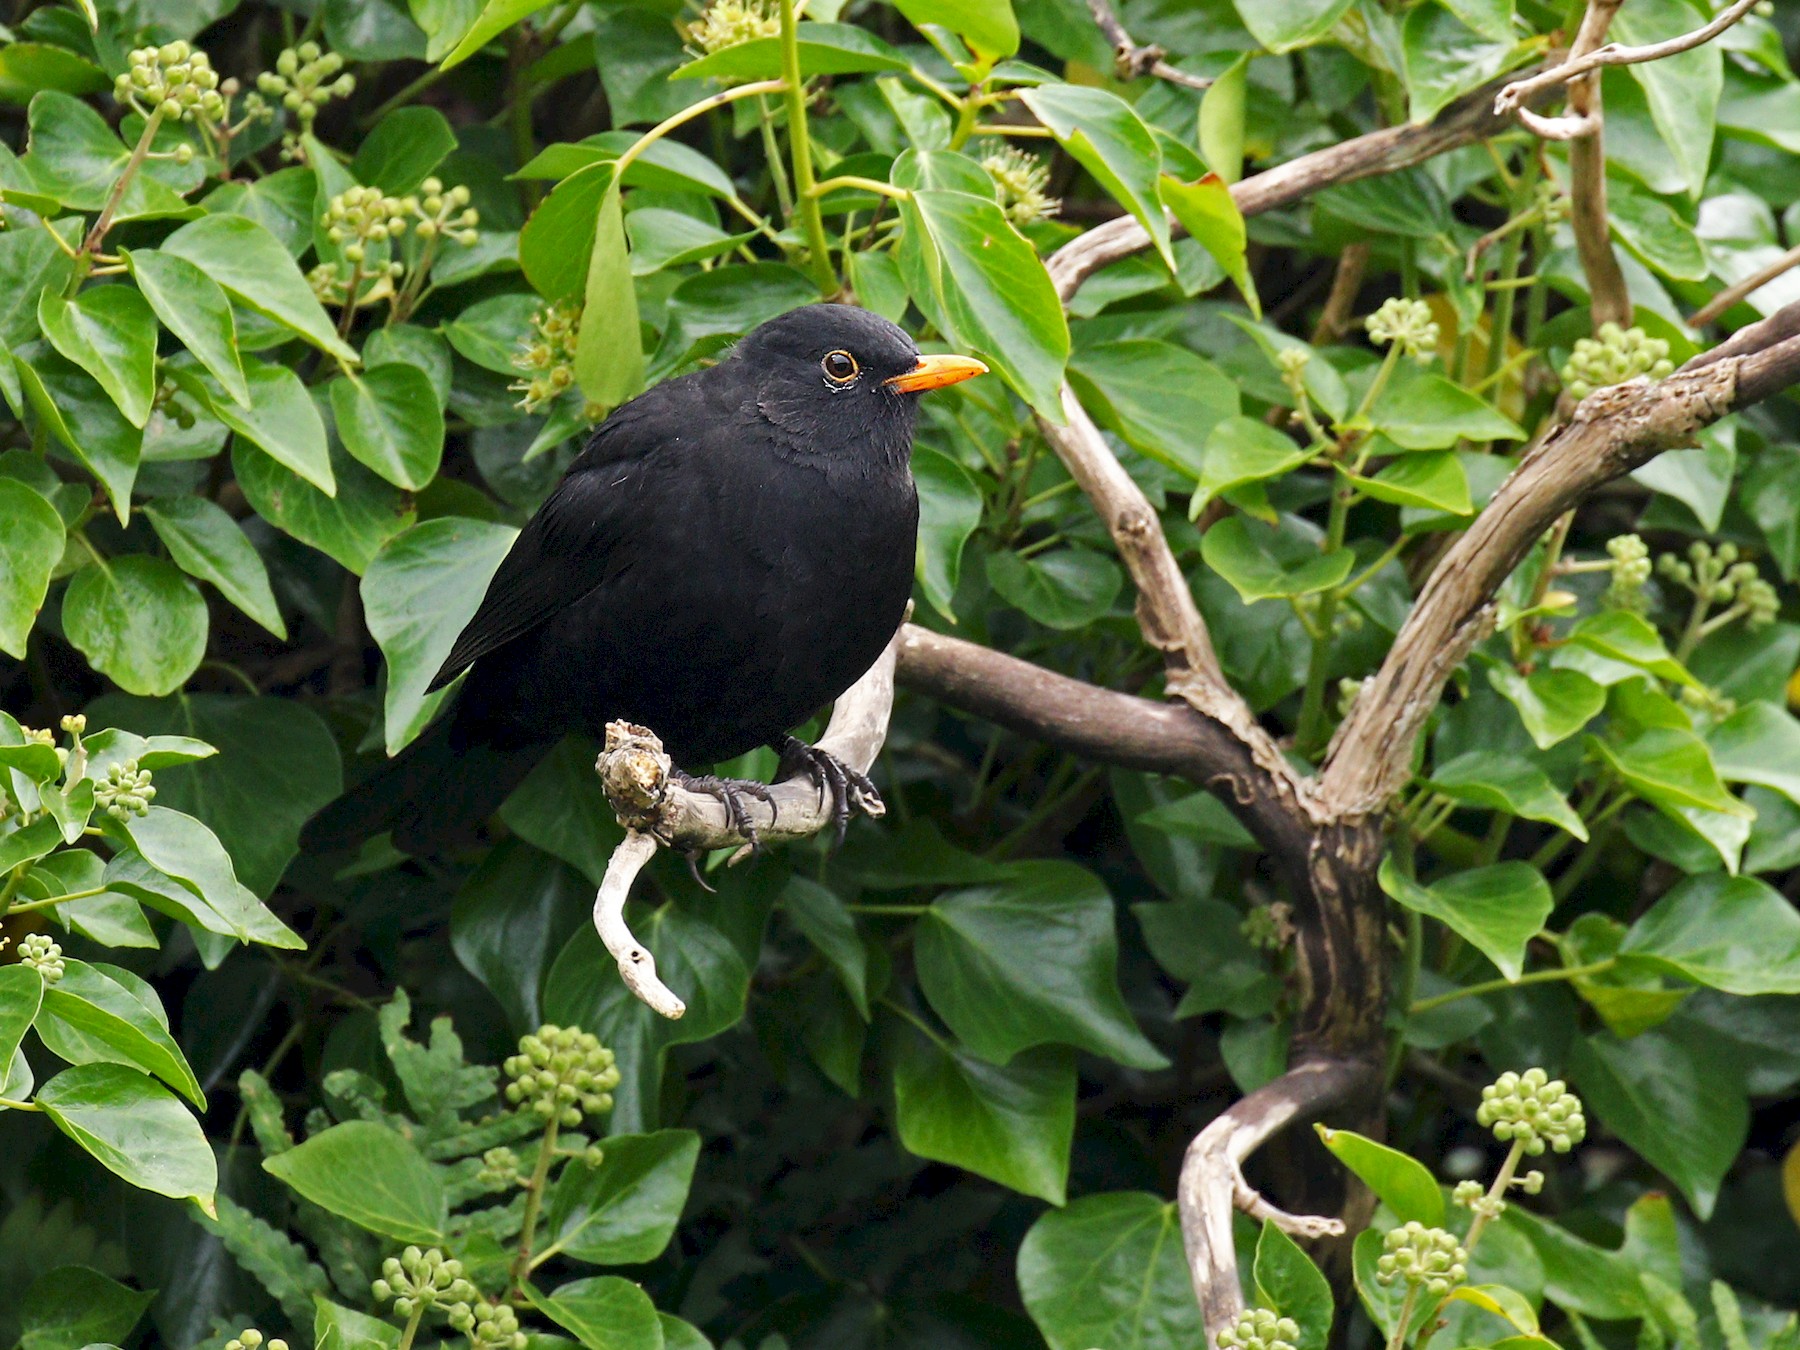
[669,768,777,852]
[772,734,883,847]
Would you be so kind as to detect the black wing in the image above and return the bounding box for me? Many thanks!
[426,399,672,692]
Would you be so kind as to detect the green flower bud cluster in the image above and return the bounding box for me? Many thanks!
[1365,297,1439,363]
[256,43,355,131]
[1560,322,1673,400]
[1337,676,1365,718]
[980,145,1060,227]
[1657,542,1779,627]
[1603,533,1652,612]
[512,301,584,413]
[324,185,409,265]
[225,1330,288,1350]
[154,377,199,430]
[1219,1307,1301,1350]
[19,724,71,775]
[410,177,480,247]
[503,1024,620,1128]
[1477,1068,1585,1154]
[450,1299,527,1350]
[1376,1222,1468,1295]
[59,714,85,735]
[95,759,155,819]
[18,933,65,983]
[1534,180,1569,227]
[476,1145,521,1188]
[688,0,780,54]
[114,42,225,122]
[371,1246,476,1318]
[1275,344,1311,391]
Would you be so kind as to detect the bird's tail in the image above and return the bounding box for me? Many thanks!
[300,706,544,856]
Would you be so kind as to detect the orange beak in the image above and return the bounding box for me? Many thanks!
[884,352,989,393]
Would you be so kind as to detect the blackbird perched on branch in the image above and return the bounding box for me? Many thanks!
[303,304,987,855]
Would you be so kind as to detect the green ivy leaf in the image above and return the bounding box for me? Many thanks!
[1162,172,1260,315]
[1708,700,1800,807]
[917,860,1167,1069]
[781,876,869,1017]
[1068,338,1240,477]
[1619,873,1800,995]
[36,959,204,1108]
[160,213,359,363]
[1316,1123,1445,1225]
[36,285,158,429]
[1202,515,1355,603]
[911,444,982,621]
[520,161,612,302]
[985,547,1123,630]
[0,477,64,659]
[143,496,286,639]
[329,363,447,491]
[1017,1192,1201,1350]
[1400,3,1516,124]
[1377,855,1552,982]
[1568,1028,1746,1220]
[1231,0,1356,53]
[62,556,207,697]
[1426,751,1587,839]
[264,1121,447,1242]
[1254,1221,1334,1350]
[889,0,1018,58]
[1366,365,1524,450]
[452,839,593,1035]
[440,0,557,69]
[1565,610,1700,688]
[1351,450,1472,516]
[1486,664,1606,749]
[16,346,141,522]
[124,247,250,410]
[1193,415,1310,515]
[16,1265,155,1350]
[352,106,457,194]
[37,1062,217,1212]
[525,1275,664,1350]
[545,1130,701,1265]
[1590,727,1752,819]
[672,23,910,79]
[893,1031,1073,1202]
[0,963,44,1076]
[112,806,303,949]
[572,171,644,413]
[171,356,334,495]
[232,438,413,575]
[361,517,519,753]
[1021,83,1172,269]
[23,91,193,219]
[1613,0,1721,198]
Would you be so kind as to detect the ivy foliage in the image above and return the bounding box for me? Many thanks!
[0,0,1798,1347]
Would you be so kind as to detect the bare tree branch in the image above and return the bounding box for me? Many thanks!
[1084,0,1213,89]
[591,633,898,1017]
[1322,310,1800,816]
[1689,243,1800,328]
[1179,1058,1375,1340]
[1494,0,1761,114]
[1562,0,1631,329]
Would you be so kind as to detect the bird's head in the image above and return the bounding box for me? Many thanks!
[734,304,987,460]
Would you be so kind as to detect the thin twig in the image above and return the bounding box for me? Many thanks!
[1494,0,1761,115]
[1084,0,1212,90]
[1689,243,1800,328]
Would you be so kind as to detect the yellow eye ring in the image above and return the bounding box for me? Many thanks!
[822,349,858,383]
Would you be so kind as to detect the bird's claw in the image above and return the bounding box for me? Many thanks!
[671,769,776,853]
[775,736,883,848]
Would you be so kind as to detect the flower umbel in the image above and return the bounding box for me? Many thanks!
[225,1330,288,1350]
[450,1300,527,1350]
[687,0,780,54]
[1603,533,1652,613]
[1365,297,1439,363]
[1218,1307,1301,1350]
[980,144,1060,227]
[503,1024,621,1127]
[95,759,155,819]
[18,934,65,983]
[114,42,225,123]
[257,43,355,134]
[1560,322,1673,400]
[1376,1222,1468,1295]
[1477,1068,1586,1154]
[371,1245,477,1318]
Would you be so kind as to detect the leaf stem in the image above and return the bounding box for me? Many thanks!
[1294,468,1356,755]
[616,79,788,181]
[7,885,109,914]
[1388,1284,1420,1350]
[395,1302,426,1350]
[778,0,837,296]
[1463,1137,1527,1254]
[82,105,165,259]
[510,1116,561,1293]
[807,175,910,201]
[1409,959,1616,1015]
[0,1097,42,1111]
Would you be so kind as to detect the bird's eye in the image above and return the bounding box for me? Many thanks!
[822,350,859,383]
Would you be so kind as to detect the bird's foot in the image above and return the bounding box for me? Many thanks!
[670,769,777,853]
[774,735,883,847]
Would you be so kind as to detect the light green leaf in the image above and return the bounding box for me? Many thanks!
[1590,727,1752,819]
[1487,664,1606,749]
[37,959,204,1107]
[1426,751,1587,839]
[1254,1221,1334,1350]
[911,444,981,621]
[37,1062,216,1212]
[545,1130,701,1265]
[519,161,611,302]
[16,347,141,521]
[889,0,1018,58]
[1609,176,1708,282]
[1565,610,1700,688]
[351,106,457,194]
[124,247,250,409]
[1377,855,1552,982]
[17,1265,154,1350]
[1367,365,1523,449]
[1401,3,1516,124]
[1614,0,1721,198]
[263,1121,446,1242]
[329,363,446,491]
[231,438,411,575]
[1068,338,1240,477]
[62,556,207,697]
[37,285,158,428]
[1193,415,1310,515]
[171,356,334,495]
[1316,1123,1445,1225]
[525,1275,664,1350]
[1620,873,1800,995]
[672,23,910,79]
[985,547,1123,630]
[440,0,556,69]
[1202,515,1355,603]
[1021,83,1172,269]
[893,1033,1072,1203]
[143,496,285,639]
[361,517,519,753]
[917,860,1168,1069]
[1351,450,1472,515]
[1199,58,1248,183]
[1708,700,1800,807]
[160,213,359,362]
[1017,1192,1201,1350]
[1161,173,1260,316]
[572,171,644,413]
[114,805,303,949]
[0,477,64,658]
[1232,0,1356,53]
[0,963,44,1080]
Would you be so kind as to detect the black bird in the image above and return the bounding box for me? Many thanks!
[303,304,987,855]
